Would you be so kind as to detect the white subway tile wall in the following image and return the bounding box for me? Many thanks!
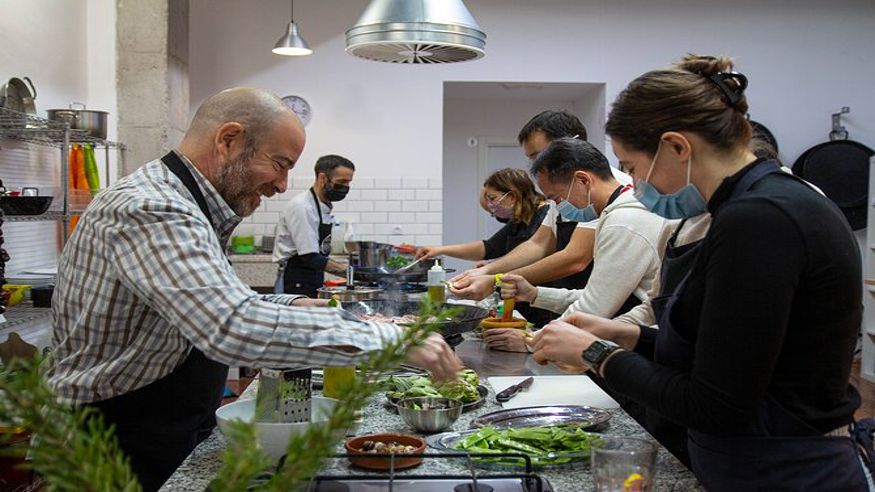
[240,176,443,247]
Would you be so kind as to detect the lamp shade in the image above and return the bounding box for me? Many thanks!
[273,21,312,56]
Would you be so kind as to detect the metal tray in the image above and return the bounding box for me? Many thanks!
[386,384,489,413]
[469,405,612,432]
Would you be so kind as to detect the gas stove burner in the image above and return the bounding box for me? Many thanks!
[454,483,494,492]
[309,481,349,492]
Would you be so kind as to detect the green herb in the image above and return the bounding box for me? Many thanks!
[380,369,480,403]
[386,256,411,269]
[453,425,602,465]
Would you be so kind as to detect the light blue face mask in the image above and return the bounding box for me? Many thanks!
[557,178,598,223]
[633,142,708,219]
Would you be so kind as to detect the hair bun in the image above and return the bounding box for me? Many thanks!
[675,54,735,77]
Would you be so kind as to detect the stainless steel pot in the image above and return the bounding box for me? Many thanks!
[0,77,36,115]
[349,241,395,268]
[46,102,108,139]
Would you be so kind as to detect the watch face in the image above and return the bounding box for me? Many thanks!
[282,95,312,127]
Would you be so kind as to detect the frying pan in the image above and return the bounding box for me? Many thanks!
[792,138,873,230]
[343,300,488,337]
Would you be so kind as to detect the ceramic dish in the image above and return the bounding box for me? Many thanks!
[345,433,426,470]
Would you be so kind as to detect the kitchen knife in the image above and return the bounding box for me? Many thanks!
[496,376,534,403]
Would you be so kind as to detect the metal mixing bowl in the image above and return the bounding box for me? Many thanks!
[396,397,462,433]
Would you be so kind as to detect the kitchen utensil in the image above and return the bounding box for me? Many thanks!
[343,299,487,337]
[255,368,312,423]
[344,433,426,470]
[0,196,53,215]
[396,396,462,432]
[0,77,36,114]
[470,405,612,432]
[214,396,336,460]
[394,255,426,273]
[349,241,395,268]
[591,437,658,492]
[387,384,488,413]
[495,376,533,403]
[488,376,620,409]
[46,102,108,139]
[2,284,30,307]
[493,273,516,321]
[792,137,873,231]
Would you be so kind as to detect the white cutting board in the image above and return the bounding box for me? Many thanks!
[488,375,619,409]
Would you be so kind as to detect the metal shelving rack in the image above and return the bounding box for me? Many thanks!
[0,107,126,335]
[0,107,126,238]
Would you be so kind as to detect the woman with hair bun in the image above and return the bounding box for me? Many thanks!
[530,55,874,491]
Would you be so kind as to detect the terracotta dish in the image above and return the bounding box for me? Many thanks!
[345,433,426,470]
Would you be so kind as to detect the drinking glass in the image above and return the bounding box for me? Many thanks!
[591,436,658,492]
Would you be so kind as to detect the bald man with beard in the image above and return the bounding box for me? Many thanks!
[47,87,462,491]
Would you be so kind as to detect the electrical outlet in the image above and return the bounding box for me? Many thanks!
[392,225,404,235]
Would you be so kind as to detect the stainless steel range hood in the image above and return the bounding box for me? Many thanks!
[345,0,486,64]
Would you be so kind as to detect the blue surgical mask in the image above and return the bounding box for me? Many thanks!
[633,142,707,219]
[557,178,598,223]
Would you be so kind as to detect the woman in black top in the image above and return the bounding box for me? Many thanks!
[531,55,874,491]
[416,168,549,262]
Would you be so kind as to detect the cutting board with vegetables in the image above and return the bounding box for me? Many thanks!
[487,375,619,409]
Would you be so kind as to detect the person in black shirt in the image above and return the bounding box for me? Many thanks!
[530,54,874,491]
[416,168,548,262]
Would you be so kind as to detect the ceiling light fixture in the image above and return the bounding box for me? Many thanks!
[272,0,312,56]
[346,0,486,64]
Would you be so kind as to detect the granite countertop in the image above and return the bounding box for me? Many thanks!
[161,337,701,491]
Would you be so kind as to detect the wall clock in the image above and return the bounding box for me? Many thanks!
[282,95,312,127]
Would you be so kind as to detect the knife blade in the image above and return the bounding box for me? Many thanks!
[496,376,534,403]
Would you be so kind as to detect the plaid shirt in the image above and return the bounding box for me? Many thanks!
[48,152,402,405]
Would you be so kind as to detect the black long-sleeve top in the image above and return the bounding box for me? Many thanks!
[482,204,550,260]
[604,161,862,436]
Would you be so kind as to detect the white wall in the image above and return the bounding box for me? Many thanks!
[189,0,875,245]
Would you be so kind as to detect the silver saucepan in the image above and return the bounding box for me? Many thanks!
[47,102,108,139]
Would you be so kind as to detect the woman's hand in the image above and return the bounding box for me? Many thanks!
[473,259,492,269]
[483,328,530,353]
[447,274,495,301]
[498,274,538,303]
[561,312,640,350]
[449,266,489,285]
[415,245,441,260]
[531,319,599,369]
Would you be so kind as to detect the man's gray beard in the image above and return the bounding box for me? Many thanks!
[215,154,258,217]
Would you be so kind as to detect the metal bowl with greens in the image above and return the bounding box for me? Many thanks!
[379,369,486,412]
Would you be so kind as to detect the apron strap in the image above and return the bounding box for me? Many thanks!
[310,187,325,228]
[161,152,214,225]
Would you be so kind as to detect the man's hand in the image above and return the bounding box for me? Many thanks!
[483,328,530,353]
[405,333,463,383]
[291,297,330,307]
[447,275,494,301]
[561,312,640,350]
[531,319,598,369]
[415,245,441,260]
[498,274,538,303]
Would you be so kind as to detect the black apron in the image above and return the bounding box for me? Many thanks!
[652,159,872,491]
[87,152,230,492]
[283,188,331,298]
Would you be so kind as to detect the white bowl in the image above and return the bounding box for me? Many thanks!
[215,397,337,460]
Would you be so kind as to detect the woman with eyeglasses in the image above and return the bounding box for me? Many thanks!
[416,168,549,264]
[530,54,875,491]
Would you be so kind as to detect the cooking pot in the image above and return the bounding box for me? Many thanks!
[47,102,108,139]
[0,76,36,114]
[349,241,395,268]
[317,286,384,302]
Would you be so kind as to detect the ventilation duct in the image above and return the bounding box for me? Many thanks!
[345,0,486,64]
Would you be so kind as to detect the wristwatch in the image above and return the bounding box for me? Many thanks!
[581,340,620,372]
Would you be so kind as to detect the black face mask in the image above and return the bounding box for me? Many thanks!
[494,216,510,224]
[325,180,350,202]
